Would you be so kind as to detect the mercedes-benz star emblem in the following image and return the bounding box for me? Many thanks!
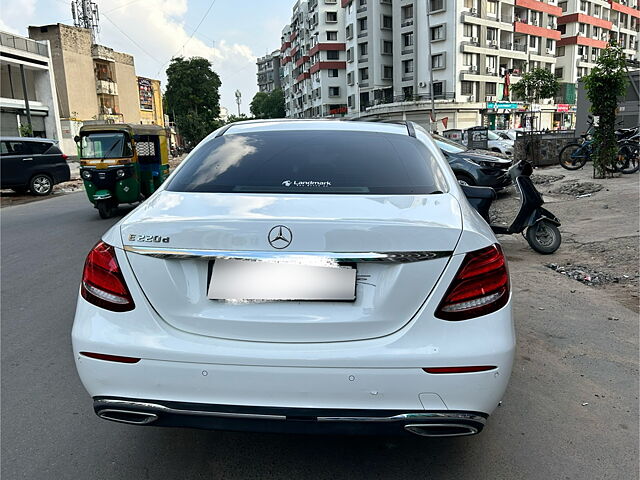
[268,225,293,249]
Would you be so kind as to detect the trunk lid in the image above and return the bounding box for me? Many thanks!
[121,191,462,343]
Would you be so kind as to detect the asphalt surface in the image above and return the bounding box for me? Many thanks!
[1,192,638,479]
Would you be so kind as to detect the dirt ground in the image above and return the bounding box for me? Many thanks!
[492,165,639,312]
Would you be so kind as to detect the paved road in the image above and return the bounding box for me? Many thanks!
[1,192,638,479]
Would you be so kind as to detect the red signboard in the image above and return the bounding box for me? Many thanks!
[556,104,570,112]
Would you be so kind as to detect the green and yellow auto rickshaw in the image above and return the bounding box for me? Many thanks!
[77,123,170,218]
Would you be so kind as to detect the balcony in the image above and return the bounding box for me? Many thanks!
[92,45,115,62]
[0,32,48,57]
[96,79,118,95]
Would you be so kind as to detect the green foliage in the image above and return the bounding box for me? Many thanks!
[225,114,252,124]
[19,123,33,137]
[584,43,628,177]
[511,68,559,104]
[250,89,286,119]
[164,56,222,145]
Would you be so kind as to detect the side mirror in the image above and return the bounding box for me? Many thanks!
[74,135,80,143]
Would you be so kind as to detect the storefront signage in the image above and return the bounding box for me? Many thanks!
[138,77,154,111]
[556,104,570,112]
[487,102,518,110]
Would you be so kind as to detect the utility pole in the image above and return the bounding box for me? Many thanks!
[425,1,436,132]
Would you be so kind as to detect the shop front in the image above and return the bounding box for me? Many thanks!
[553,104,576,130]
[484,101,519,130]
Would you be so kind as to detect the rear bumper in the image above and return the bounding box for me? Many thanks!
[93,397,487,437]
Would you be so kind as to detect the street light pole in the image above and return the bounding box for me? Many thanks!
[235,89,242,116]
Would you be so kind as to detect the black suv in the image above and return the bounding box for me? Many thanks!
[1,137,70,195]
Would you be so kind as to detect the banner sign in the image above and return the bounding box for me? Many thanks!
[138,77,154,111]
[487,102,518,110]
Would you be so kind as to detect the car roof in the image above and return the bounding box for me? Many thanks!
[1,137,57,143]
[221,119,412,136]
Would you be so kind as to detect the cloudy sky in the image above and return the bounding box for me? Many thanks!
[1,0,292,115]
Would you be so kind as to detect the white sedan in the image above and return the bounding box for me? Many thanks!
[72,120,515,437]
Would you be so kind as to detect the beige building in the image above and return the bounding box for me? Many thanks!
[28,23,141,124]
[138,76,164,126]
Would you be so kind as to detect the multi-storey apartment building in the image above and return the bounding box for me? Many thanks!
[256,50,282,93]
[278,0,637,130]
[343,0,394,113]
[281,0,348,117]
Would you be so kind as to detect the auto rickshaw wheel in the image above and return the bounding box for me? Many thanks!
[97,200,116,219]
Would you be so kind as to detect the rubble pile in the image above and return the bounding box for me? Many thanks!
[531,174,564,185]
[545,262,635,286]
[551,181,603,197]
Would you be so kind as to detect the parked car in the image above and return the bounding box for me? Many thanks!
[463,130,514,156]
[433,134,512,190]
[0,137,70,195]
[73,120,514,438]
[494,129,523,141]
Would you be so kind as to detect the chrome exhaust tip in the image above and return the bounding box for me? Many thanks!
[97,409,158,425]
[404,423,479,437]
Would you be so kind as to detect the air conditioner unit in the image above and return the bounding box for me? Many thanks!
[469,95,475,102]
[471,37,479,44]
[546,48,553,54]
[486,95,496,102]
[418,81,427,88]
[469,65,478,73]
[470,7,477,15]
[490,40,498,47]
[486,67,495,74]
[582,55,588,61]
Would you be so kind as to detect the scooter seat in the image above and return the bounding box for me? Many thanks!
[461,185,497,200]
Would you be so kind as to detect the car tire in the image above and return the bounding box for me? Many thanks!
[455,174,476,187]
[29,174,53,196]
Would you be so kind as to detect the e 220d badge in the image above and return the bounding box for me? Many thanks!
[128,234,170,243]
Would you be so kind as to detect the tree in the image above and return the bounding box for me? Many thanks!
[250,89,286,119]
[511,68,560,105]
[164,56,222,145]
[584,43,628,178]
[225,114,251,124]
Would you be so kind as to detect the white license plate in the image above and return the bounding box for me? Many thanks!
[208,258,356,301]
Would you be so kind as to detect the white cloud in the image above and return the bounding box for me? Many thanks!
[99,0,259,115]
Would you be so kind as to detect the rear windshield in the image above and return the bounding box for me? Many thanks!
[167,130,447,194]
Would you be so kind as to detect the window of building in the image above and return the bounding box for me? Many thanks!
[382,15,392,29]
[430,0,445,12]
[529,36,537,48]
[559,1,567,13]
[326,11,338,22]
[432,81,444,97]
[579,0,587,13]
[431,53,445,69]
[346,24,353,39]
[401,4,413,20]
[546,39,554,51]
[359,67,369,81]
[347,71,354,85]
[578,23,586,35]
[382,40,393,54]
[555,67,563,78]
[327,31,338,41]
[463,23,477,38]
[328,69,339,77]
[347,47,354,62]
[431,24,445,41]
[347,95,353,107]
[486,55,497,71]
[463,53,476,66]
[487,28,497,42]
[383,65,393,79]
[326,50,340,60]
[359,42,368,56]
[359,0,366,6]
[358,17,368,32]
[403,59,414,74]
[556,46,565,56]
[403,32,414,47]
[329,86,340,96]
[486,83,497,96]
[487,1,497,16]
[461,81,474,95]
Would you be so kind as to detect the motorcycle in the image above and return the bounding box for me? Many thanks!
[462,159,562,254]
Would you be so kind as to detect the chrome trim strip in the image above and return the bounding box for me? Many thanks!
[95,400,484,425]
[96,400,287,421]
[317,412,486,424]
[123,245,452,264]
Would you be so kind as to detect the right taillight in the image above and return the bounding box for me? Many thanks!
[81,241,135,312]
[435,244,509,321]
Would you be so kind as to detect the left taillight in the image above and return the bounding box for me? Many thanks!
[435,244,509,321]
[61,153,68,161]
[81,241,135,312]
